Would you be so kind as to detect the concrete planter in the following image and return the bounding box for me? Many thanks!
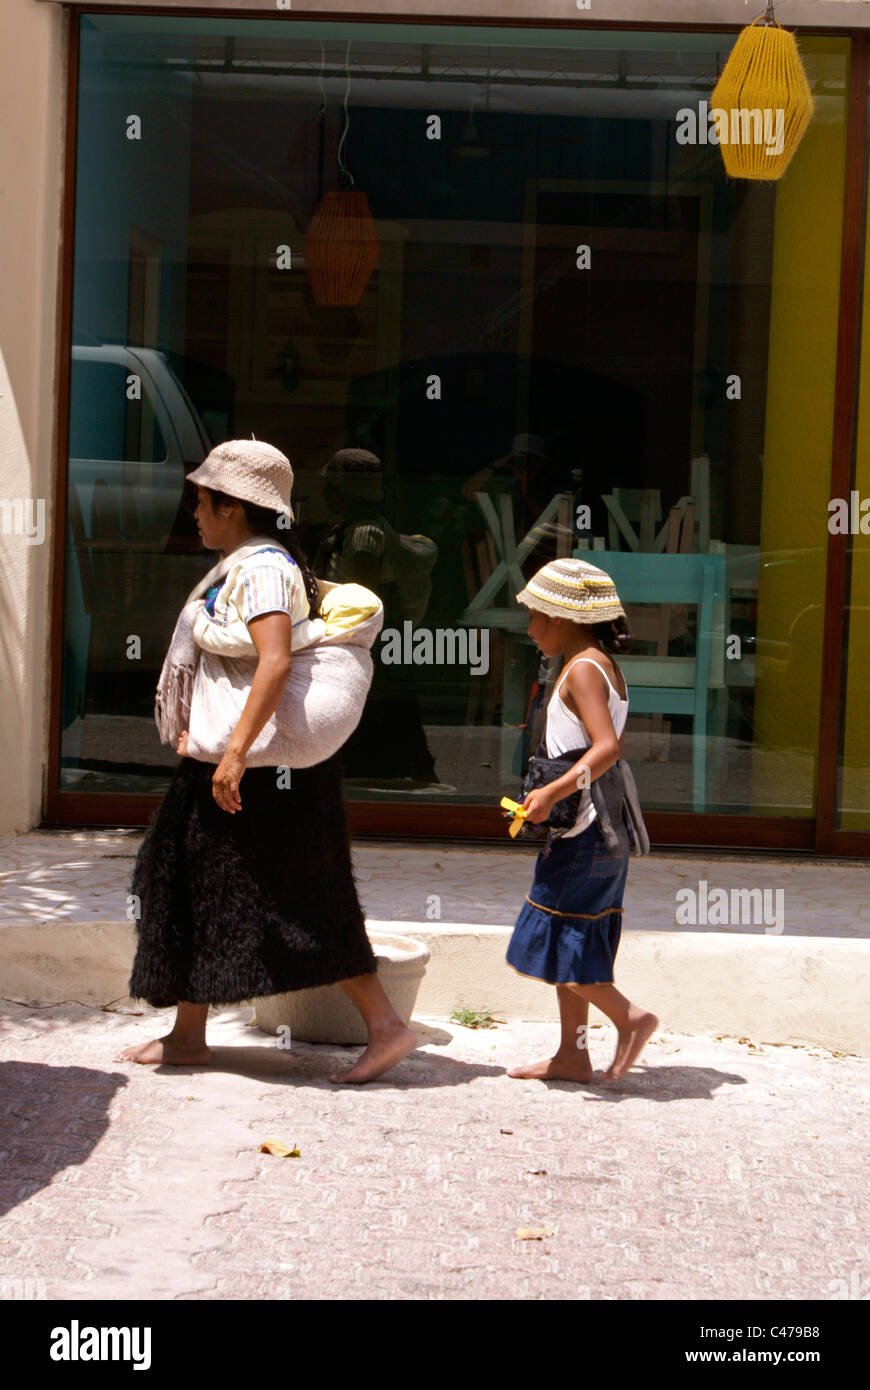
[254,930,431,1045]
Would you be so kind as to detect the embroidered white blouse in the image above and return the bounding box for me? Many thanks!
[200,546,310,635]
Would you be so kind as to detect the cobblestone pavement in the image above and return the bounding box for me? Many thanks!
[0,999,866,1301]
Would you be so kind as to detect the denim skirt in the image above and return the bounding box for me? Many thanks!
[506,819,629,985]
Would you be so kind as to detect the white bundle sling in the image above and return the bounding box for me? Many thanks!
[154,535,384,768]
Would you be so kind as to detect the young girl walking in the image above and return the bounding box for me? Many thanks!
[506,558,658,1083]
[118,439,417,1084]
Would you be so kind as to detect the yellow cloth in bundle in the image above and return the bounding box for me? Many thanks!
[710,16,814,181]
[318,582,382,635]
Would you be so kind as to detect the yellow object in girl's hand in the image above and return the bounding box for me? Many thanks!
[500,796,528,838]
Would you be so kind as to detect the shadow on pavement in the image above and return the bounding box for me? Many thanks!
[176,1043,506,1088]
[0,1060,127,1218]
[578,1063,747,1102]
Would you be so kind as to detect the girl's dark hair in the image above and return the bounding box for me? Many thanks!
[205,488,321,618]
[588,615,633,655]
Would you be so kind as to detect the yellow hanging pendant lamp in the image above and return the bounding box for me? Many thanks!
[709,4,814,181]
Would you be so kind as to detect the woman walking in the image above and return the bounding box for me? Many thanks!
[505,558,657,1082]
[118,439,416,1084]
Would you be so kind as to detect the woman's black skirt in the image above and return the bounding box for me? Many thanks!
[128,754,377,1009]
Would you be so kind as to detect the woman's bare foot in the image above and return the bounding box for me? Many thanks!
[329,1023,416,1084]
[116,1034,212,1065]
[603,1011,658,1080]
[508,1051,594,1083]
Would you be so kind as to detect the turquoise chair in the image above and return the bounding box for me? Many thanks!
[573,548,725,811]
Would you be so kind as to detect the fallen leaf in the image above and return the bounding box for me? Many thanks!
[259,1138,300,1158]
[500,1128,513,1135]
[516,1227,554,1240]
[527,1169,547,1176]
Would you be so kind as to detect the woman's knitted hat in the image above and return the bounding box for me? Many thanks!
[516,557,625,624]
[186,438,295,521]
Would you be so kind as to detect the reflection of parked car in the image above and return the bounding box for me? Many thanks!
[713,542,869,750]
[63,344,214,728]
[724,543,866,675]
[68,344,212,544]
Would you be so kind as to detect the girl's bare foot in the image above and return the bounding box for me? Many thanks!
[603,1011,658,1080]
[329,1023,416,1084]
[116,1034,212,1065]
[508,1051,594,1083]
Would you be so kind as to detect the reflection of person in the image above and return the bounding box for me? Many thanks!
[314,447,437,784]
[462,433,570,567]
[504,558,658,1083]
[316,448,390,600]
[462,434,551,525]
[119,439,416,1084]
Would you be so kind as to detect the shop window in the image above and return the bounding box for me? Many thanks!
[59,15,850,823]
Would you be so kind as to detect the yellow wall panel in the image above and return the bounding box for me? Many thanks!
[752,37,850,814]
[840,156,870,827]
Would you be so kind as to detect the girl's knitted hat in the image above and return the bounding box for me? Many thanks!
[186,438,295,521]
[516,557,625,624]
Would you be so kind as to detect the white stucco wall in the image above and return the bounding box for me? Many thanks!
[0,2,66,833]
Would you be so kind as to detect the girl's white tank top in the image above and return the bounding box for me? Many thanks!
[545,656,629,837]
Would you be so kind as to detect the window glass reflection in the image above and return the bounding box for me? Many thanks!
[61,17,849,820]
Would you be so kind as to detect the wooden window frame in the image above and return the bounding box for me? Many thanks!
[44,8,870,857]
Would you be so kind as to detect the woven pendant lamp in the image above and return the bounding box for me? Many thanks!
[710,7,814,181]
[304,184,380,307]
[305,40,380,307]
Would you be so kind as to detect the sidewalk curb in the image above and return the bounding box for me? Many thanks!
[2,918,868,1056]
